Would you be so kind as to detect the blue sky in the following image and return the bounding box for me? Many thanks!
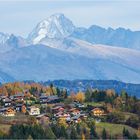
[0,0,140,37]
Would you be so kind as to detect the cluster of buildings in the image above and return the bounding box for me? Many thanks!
[0,94,25,116]
[0,92,63,117]
[0,93,37,116]
[52,103,87,123]
[0,92,107,125]
[38,102,107,125]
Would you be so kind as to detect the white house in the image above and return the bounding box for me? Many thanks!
[28,106,40,116]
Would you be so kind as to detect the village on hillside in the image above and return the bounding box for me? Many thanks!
[0,87,106,123]
[0,82,140,139]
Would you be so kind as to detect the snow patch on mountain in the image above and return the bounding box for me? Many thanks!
[0,33,28,53]
[39,37,140,72]
[0,44,140,83]
[0,13,140,83]
[0,32,10,44]
[72,25,140,50]
[28,13,75,44]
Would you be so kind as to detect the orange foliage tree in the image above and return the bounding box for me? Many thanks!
[21,105,26,114]
[75,92,85,103]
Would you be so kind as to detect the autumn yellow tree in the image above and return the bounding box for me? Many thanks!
[28,116,37,125]
[106,89,115,97]
[69,92,76,101]
[75,92,85,103]
[82,133,85,140]
[58,117,68,128]
[114,96,123,110]
[106,103,113,112]
[21,105,26,114]
[1,86,8,96]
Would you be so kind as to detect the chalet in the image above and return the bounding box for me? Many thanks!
[92,107,106,116]
[54,111,63,118]
[52,106,61,110]
[79,113,87,118]
[39,95,48,104]
[63,113,70,118]
[39,95,61,104]
[3,107,16,117]
[15,104,26,112]
[52,105,64,113]
[47,95,61,103]
[13,93,24,101]
[3,98,12,107]
[28,106,40,116]
[58,107,65,112]
[9,95,14,100]
[0,95,7,101]
[0,108,7,115]
[75,102,85,108]
[70,108,81,116]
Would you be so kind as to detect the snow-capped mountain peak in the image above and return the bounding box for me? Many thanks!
[0,32,10,44]
[0,33,28,53]
[28,13,75,44]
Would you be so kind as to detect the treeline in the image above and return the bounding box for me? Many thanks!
[0,82,67,97]
[84,88,140,129]
[0,124,55,139]
[0,122,138,139]
[85,88,140,114]
[43,80,140,97]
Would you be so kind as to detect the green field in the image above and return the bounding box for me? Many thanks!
[96,122,137,138]
[0,124,11,135]
[84,102,104,107]
[0,113,31,126]
[0,114,31,135]
[122,112,139,120]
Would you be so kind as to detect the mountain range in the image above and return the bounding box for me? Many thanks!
[43,80,140,97]
[0,13,140,83]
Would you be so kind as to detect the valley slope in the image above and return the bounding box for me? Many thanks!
[0,43,140,83]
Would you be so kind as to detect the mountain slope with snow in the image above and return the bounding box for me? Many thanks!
[0,44,140,83]
[36,37,140,71]
[28,13,75,44]
[29,14,140,50]
[0,33,28,53]
[0,13,140,83]
[72,25,140,50]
